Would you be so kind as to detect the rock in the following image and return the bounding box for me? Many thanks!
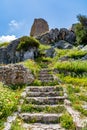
[54,40,73,49]
[65,31,76,44]
[0,38,39,64]
[45,47,56,58]
[30,18,49,37]
[59,28,69,40]
[36,27,76,45]
[82,105,87,110]
[0,64,34,85]
[77,45,84,50]
[37,28,59,44]
[81,54,87,60]
[59,28,76,44]
[59,56,69,61]
[81,45,87,51]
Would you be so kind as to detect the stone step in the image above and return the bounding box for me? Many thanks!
[22,123,65,130]
[25,86,63,92]
[38,77,54,80]
[39,69,51,72]
[19,113,62,123]
[38,74,53,77]
[39,72,50,75]
[25,96,66,105]
[26,91,64,97]
[21,104,65,113]
[39,79,54,83]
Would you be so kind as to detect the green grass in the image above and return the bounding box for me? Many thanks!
[17,36,40,51]
[67,49,87,59]
[39,44,51,51]
[66,85,87,116]
[0,42,10,48]
[62,76,87,86]
[0,82,21,129]
[11,118,25,130]
[54,60,87,73]
[60,112,75,129]
[22,59,41,76]
[21,104,65,113]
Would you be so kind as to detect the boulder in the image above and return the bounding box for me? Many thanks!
[59,56,69,61]
[30,18,49,37]
[65,31,76,44]
[81,45,87,51]
[59,28,76,44]
[0,64,34,85]
[59,28,69,40]
[37,28,59,44]
[0,38,39,64]
[36,27,76,45]
[81,54,87,60]
[54,40,73,49]
[45,48,56,58]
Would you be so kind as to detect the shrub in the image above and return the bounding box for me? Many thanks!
[0,42,9,48]
[17,36,40,51]
[60,112,75,129]
[0,82,20,119]
[75,14,87,45]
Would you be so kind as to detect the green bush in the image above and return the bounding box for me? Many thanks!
[0,42,10,48]
[17,36,40,51]
[60,112,75,129]
[0,82,20,119]
[75,14,87,45]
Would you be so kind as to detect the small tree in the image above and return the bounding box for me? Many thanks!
[77,14,87,27]
[75,14,87,45]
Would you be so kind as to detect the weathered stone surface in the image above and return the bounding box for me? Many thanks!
[22,123,65,130]
[25,86,63,92]
[4,113,17,130]
[59,28,69,40]
[25,96,66,105]
[81,54,87,60]
[19,113,61,123]
[65,31,76,44]
[45,47,56,58]
[37,28,59,44]
[30,18,49,37]
[36,27,76,45]
[65,103,87,129]
[0,38,38,64]
[54,40,73,49]
[59,56,70,61]
[82,45,87,51]
[0,64,34,85]
[26,91,63,97]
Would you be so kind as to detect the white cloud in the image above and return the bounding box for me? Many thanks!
[0,35,16,43]
[9,20,24,32]
[9,20,19,28]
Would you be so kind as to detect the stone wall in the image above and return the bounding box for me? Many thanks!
[0,64,34,85]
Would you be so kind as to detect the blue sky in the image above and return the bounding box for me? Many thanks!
[0,0,87,42]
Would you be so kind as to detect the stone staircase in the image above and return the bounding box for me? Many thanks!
[19,86,67,130]
[38,69,54,83]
